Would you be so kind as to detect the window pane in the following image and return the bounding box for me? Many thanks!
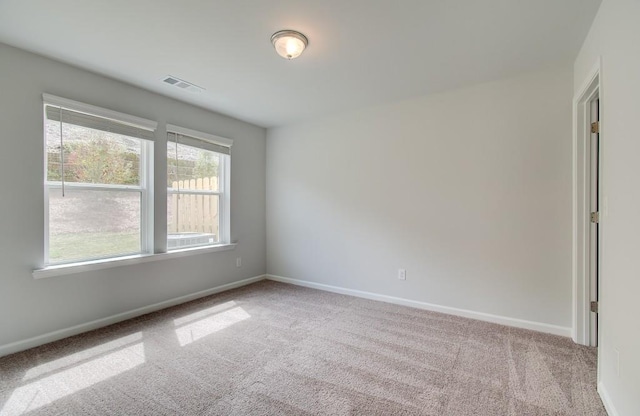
[167,142,219,191]
[167,193,219,250]
[48,189,141,263]
[46,119,141,186]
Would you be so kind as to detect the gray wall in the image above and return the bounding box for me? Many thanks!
[574,0,640,414]
[267,65,573,329]
[0,43,266,348]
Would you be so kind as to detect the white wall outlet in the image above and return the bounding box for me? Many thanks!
[236,257,242,268]
[398,269,406,280]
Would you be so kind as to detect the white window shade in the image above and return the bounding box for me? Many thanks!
[45,106,156,141]
[43,93,157,134]
[166,124,232,155]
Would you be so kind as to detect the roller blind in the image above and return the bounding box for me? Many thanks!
[167,131,231,155]
[46,105,156,141]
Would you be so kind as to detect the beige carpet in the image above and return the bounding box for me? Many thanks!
[0,280,606,415]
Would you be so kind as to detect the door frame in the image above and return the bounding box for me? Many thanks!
[572,58,602,348]
[588,97,599,347]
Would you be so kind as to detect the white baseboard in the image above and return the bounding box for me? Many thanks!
[0,274,266,358]
[598,381,620,416]
[267,275,572,337]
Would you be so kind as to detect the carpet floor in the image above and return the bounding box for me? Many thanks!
[0,280,606,415]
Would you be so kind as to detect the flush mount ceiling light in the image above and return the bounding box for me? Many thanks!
[271,30,308,60]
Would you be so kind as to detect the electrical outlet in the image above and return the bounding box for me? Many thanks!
[236,257,242,268]
[398,269,406,280]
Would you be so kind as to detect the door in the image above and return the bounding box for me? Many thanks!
[589,97,600,347]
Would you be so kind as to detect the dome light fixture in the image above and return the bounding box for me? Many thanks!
[271,30,308,60]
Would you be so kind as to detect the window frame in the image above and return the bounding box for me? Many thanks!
[166,124,232,251]
[42,94,156,266]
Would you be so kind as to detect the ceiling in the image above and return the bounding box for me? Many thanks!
[0,0,601,128]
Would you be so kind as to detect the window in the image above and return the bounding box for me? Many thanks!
[43,95,156,265]
[166,125,232,251]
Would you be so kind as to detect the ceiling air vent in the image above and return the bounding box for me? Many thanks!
[162,76,205,93]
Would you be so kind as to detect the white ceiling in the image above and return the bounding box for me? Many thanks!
[0,0,600,128]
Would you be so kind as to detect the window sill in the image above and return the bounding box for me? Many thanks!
[32,243,237,279]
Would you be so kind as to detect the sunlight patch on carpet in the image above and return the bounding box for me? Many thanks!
[173,301,238,326]
[1,343,145,416]
[23,332,143,381]
[174,306,250,346]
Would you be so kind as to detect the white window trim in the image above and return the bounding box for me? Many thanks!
[42,95,156,266]
[166,125,232,249]
[33,243,237,279]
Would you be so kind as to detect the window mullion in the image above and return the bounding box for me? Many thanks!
[143,140,154,254]
[46,182,144,192]
[167,189,220,196]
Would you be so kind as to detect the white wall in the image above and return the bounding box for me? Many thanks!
[0,43,266,351]
[574,0,640,414]
[267,65,574,331]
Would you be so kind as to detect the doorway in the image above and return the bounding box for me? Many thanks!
[573,62,601,348]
